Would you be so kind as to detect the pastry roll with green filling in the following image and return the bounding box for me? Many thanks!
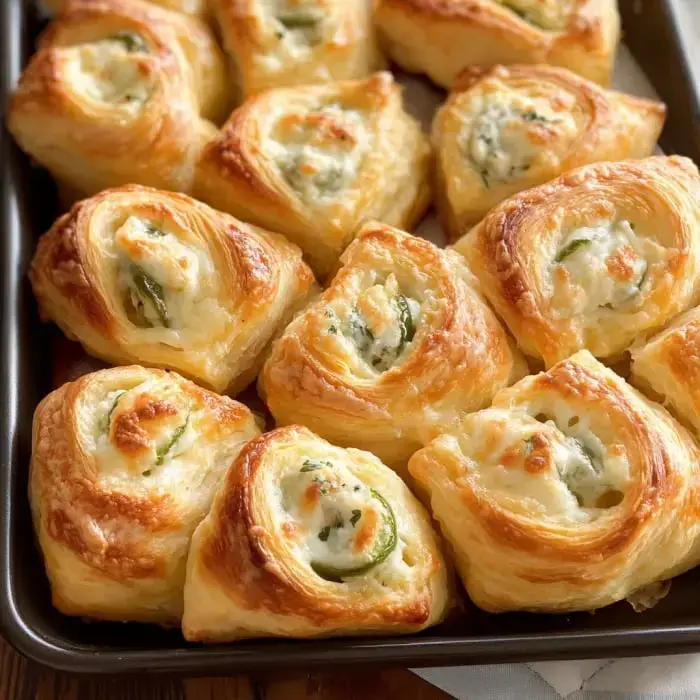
[434,64,665,241]
[409,351,700,613]
[30,365,261,624]
[182,425,452,642]
[374,0,620,89]
[259,220,527,475]
[30,185,316,395]
[210,0,383,99]
[8,0,229,198]
[453,156,700,367]
[194,72,430,279]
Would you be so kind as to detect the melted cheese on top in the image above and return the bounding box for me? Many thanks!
[495,0,575,30]
[464,89,578,187]
[550,220,668,317]
[63,37,152,112]
[267,103,369,204]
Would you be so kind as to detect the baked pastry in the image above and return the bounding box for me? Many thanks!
[43,0,208,17]
[7,0,229,198]
[210,0,383,99]
[631,307,700,439]
[30,185,316,395]
[409,350,700,613]
[194,72,431,278]
[182,425,452,641]
[433,64,666,240]
[374,0,620,89]
[30,365,261,623]
[258,221,527,472]
[453,156,700,367]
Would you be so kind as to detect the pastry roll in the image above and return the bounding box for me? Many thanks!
[30,185,316,395]
[194,72,431,279]
[409,350,700,613]
[43,0,208,14]
[631,307,700,439]
[258,221,527,472]
[434,64,666,240]
[453,156,700,367]
[374,0,620,89]
[182,425,452,641]
[30,365,261,623]
[211,0,383,99]
[7,0,229,199]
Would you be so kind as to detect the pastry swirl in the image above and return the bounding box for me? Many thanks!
[30,365,261,623]
[211,0,383,99]
[259,221,527,472]
[8,0,228,198]
[409,350,700,613]
[194,72,431,279]
[434,64,666,240]
[374,0,620,88]
[30,185,316,395]
[454,156,700,366]
[182,425,452,641]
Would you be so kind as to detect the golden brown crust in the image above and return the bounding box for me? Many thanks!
[409,350,700,613]
[211,0,383,99]
[453,156,700,366]
[30,185,316,394]
[259,221,527,474]
[374,0,620,88]
[30,365,261,623]
[8,0,228,198]
[194,72,431,279]
[182,425,452,641]
[433,64,666,240]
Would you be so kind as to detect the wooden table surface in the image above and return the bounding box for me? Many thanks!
[0,635,450,700]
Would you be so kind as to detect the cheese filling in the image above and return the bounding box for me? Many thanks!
[273,0,325,44]
[280,458,397,581]
[268,103,369,203]
[550,220,667,316]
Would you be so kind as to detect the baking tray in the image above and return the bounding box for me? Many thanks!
[2,0,700,675]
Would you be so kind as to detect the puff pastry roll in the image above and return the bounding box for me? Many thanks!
[259,221,527,472]
[182,425,451,641]
[453,156,700,367]
[8,0,229,198]
[409,350,700,613]
[631,307,700,439]
[43,0,208,15]
[30,365,261,623]
[211,0,383,99]
[433,64,666,240]
[194,72,431,278]
[374,0,620,89]
[30,185,316,395]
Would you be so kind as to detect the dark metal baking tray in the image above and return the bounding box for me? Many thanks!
[2,0,700,675]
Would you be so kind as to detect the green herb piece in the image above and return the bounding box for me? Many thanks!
[301,459,332,472]
[479,169,490,189]
[142,470,152,476]
[130,264,170,328]
[312,475,332,495]
[144,223,166,237]
[396,294,416,348]
[555,238,592,263]
[155,414,189,466]
[350,509,362,527]
[327,325,338,334]
[524,436,535,457]
[318,526,331,542]
[521,111,549,125]
[103,390,126,433]
[110,32,148,53]
[278,8,324,30]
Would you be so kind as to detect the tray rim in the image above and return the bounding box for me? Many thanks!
[3,0,700,674]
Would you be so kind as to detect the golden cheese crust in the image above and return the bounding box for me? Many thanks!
[211,0,383,99]
[409,350,700,613]
[258,221,527,474]
[374,0,620,88]
[30,365,261,624]
[182,425,452,642]
[453,156,700,366]
[433,64,666,240]
[8,0,229,198]
[30,185,316,395]
[194,72,431,279]
[631,307,700,440]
